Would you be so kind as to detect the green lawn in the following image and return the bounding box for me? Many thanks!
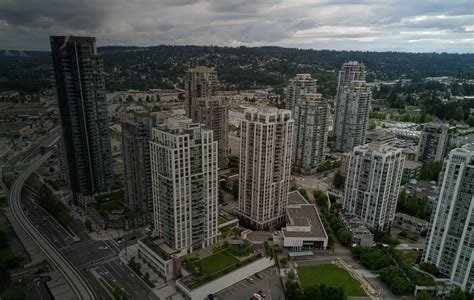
[298,264,367,298]
[218,217,227,225]
[194,252,238,275]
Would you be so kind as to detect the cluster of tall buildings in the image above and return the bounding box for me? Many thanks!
[50,35,472,292]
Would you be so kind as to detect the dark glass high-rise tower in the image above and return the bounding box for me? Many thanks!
[50,36,113,203]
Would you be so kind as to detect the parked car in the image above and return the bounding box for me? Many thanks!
[246,277,254,283]
[255,273,264,279]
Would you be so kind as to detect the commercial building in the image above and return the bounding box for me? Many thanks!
[365,129,397,145]
[343,143,405,231]
[402,160,423,183]
[334,61,372,153]
[184,66,218,118]
[50,36,113,204]
[191,96,229,169]
[293,93,329,174]
[285,74,318,114]
[339,213,374,247]
[238,108,293,230]
[122,113,159,213]
[422,144,474,292]
[137,238,179,281]
[276,191,328,251]
[150,118,219,253]
[393,213,429,235]
[417,122,452,165]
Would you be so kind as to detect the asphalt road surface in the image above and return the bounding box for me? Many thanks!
[216,267,284,300]
[9,151,95,299]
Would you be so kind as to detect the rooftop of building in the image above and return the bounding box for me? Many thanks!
[394,212,429,225]
[243,107,292,122]
[450,143,474,157]
[339,213,373,236]
[141,237,178,260]
[354,142,402,155]
[187,66,216,73]
[283,191,327,239]
[365,129,396,142]
[403,160,423,170]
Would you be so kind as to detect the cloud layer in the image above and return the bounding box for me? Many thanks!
[0,0,472,52]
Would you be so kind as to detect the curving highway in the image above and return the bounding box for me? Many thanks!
[8,150,96,300]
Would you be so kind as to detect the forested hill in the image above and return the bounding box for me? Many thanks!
[1,45,473,95]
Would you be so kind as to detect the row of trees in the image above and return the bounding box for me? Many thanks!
[352,246,412,295]
[36,185,72,228]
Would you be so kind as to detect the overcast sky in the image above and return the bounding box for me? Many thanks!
[0,0,472,52]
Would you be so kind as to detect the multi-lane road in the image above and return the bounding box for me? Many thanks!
[9,150,96,299]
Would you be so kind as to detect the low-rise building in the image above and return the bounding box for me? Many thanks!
[339,214,374,247]
[403,160,423,183]
[393,213,429,235]
[276,191,328,251]
[365,129,397,145]
[137,238,180,281]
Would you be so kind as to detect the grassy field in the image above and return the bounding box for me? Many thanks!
[298,264,367,298]
[194,252,238,275]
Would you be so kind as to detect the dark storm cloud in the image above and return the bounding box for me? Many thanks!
[0,0,107,29]
[0,0,472,52]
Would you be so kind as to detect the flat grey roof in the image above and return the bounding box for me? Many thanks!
[288,190,308,205]
[284,204,327,239]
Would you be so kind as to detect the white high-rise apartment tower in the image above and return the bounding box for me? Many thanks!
[285,74,318,114]
[150,118,218,253]
[343,143,405,230]
[239,108,294,229]
[422,144,474,293]
[334,61,372,153]
[293,93,329,174]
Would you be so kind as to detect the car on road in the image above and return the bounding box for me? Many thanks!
[98,246,108,250]
[246,277,254,283]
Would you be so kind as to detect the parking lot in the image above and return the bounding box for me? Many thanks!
[215,267,284,300]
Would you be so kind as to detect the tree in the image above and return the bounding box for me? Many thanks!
[450,288,466,300]
[314,191,326,208]
[280,257,288,266]
[369,120,377,130]
[419,262,438,275]
[334,171,345,189]
[337,228,352,246]
[423,114,433,123]
[417,290,430,300]
[286,278,303,300]
[218,190,224,203]
[379,266,413,295]
[231,181,239,200]
[84,218,92,232]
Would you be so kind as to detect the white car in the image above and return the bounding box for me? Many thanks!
[98,246,108,250]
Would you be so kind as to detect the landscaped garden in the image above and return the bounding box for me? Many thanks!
[194,252,239,275]
[297,264,367,298]
[181,241,270,289]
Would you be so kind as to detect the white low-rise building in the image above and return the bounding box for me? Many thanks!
[137,238,179,281]
[275,191,328,251]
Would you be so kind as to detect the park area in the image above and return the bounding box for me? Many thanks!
[297,264,367,298]
[194,251,239,275]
